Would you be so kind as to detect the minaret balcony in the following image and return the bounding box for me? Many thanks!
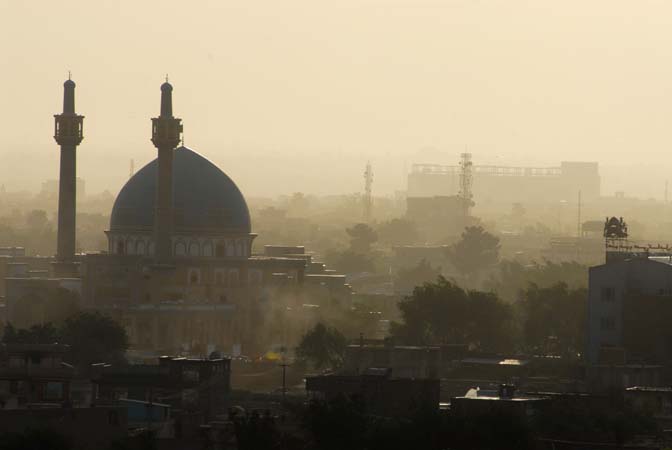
[54,114,84,146]
[151,117,182,149]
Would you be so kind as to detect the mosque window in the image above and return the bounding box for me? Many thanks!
[237,241,244,257]
[175,242,186,256]
[189,242,200,257]
[228,270,239,287]
[126,240,135,255]
[226,241,235,257]
[216,270,227,286]
[215,244,226,258]
[189,269,200,285]
[116,241,125,255]
[203,242,213,257]
[136,241,146,255]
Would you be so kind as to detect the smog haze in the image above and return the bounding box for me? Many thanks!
[2,0,672,198]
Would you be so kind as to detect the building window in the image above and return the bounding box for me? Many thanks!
[136,241,146,255]
[189,269,200,285]
[189,242,200,257]
[175,242,187,256]
[249,270,262,285]
[203,242,213,257]
[601,287,615,302]
[216,270,227,287]
[229,270,239,287]
[108,410,119,426]
[600,316,616,331]
[216,244,226,258]
[116,241,125,255]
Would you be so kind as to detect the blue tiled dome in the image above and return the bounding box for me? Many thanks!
[110,146,251,234]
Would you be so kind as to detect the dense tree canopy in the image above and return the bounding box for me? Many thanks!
[346,223,378,253]
[391,276,513,352]
[394,259,441,295]
[324,249,376,274]
[296,323,347,371]
[376,218,419,246]
[485,259,588,303]
[2,312,128,367]
[446,226,500,279]
[519,282,586,357]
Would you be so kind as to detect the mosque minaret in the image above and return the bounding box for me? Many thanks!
[53,76,84,276]
[150,79,183,264]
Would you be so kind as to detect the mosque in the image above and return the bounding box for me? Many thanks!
[0,78,348,357]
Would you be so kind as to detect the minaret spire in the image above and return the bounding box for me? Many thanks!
[160,79,173,118]
[53,76,84,276]
[151,78,183,264]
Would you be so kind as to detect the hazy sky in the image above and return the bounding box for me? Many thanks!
[2,0,672,198]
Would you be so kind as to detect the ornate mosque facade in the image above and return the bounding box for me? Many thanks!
[0,78,347,357]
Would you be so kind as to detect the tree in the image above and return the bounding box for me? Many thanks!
[2,323,60,344]
[391,276,513,352]
[394,259,441,294]
[376,219,419,246]
[485,259,588,303]
[25,209,49,231]
[0,428,72,450]
[519,282,586,357]
[296,323,347,371]
[346,223,378,253]
[446,226,500,280]
[2,313,129,367]
[60,312,128,366]
[11,288,80,329]
[325,249,375,274]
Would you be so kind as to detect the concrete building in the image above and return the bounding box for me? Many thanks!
[0,343,75,407]
[93,355,230,422]
[408,161,600,205]
[450,385,549,421]
[586,256,672,366]
[306,370,440,417]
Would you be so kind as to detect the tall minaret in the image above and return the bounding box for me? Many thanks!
[151,79,182,264]
[53,76,84,275]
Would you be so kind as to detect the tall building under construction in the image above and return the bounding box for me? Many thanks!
[408,160,600,205]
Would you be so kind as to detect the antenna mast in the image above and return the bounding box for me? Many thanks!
[363,161,373,222]
[458,153,473,217]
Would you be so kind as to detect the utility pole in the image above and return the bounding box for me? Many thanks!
[577,190,582,238]
[666,180,669,204]
[279,360,290,402]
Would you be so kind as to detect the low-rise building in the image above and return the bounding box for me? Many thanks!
[93,356,230,422]
[306,370,440,417]
[450,385,549,421]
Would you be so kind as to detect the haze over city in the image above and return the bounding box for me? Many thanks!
[3,0,672,197]
[10,1,672,449]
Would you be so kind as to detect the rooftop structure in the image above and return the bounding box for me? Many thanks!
[408,160,600,205]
